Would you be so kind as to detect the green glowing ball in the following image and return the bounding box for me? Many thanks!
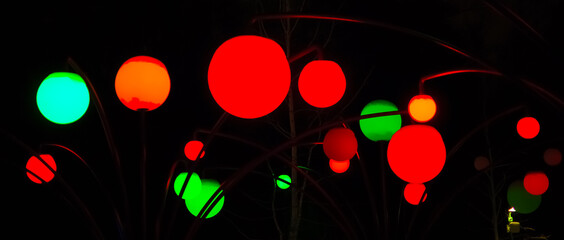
[276,174,291,189]
[359,100,401,141]
[185,179,224,218]
[36,72,90,124]
[507,180,541,214]
[173,172,202,199]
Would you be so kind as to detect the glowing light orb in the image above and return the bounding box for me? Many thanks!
[507,180,541,214]
[26,154,56,184]
[523,171,549,195]
[387,125,446,183]
[115,56,170,111]
[543,148,561,166]
[298,60,346,108]
[516,117,540,139]
[474,156,490,171]
[359,100,401,141]
[403,183,427,205]
[184,140,205,161]
[329,159,350,173]
[173,172,202,199]
[323,128,358,161]
[276,174,291,190]
[36,72,90,124]
[185,179,225,218]
[208,35,291,119]
[408,95,436,123]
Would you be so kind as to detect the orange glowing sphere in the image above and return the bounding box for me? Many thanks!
[26,154,57,184]
[184,140,205,161]
[329,159,350,173]
[543,148,561,166]
[408,95,436,123]
[298,60,346,108]
[323,128,358,161]
[115,56,171,111]
[523,171,549,195]
[516,117,540,139]
[403,183,427,205]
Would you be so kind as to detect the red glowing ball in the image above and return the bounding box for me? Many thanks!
[404,183,427,205]
[474,156,490,171]
[408,95,436,123]
[387,125,446,183]
[26,154,57,184]
[184,140,205,161]
[523,171,549,195]
[516,117,540,139]
[543,148,561,166]
[329,159,350,173]
[208,35,291,119]
[298,60,346,108]
[323,128,358,161]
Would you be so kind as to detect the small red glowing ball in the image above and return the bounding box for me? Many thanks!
[208,35,291,119]
[329,159,350,173]
[516,117,540,139]
[298,60,346,108]
[404,183,427,205]
[543,148,561,166]
[387,125,446,183]
[26,154,57,184]
[184,140,205,161]
[323,128,358,161]
[474,156,490,171]
[523,171,549,195]
[408,95,436,123]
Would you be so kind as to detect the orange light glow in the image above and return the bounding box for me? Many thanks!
[408,95,436,122]
[523,171,549,195]
[403,183,427,205]
[516,117,540,139]
[329,159,350,173]
[323,128,358,161]
[298,60,346,108]
[26,154,57,184]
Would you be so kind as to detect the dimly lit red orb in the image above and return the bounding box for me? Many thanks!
[403,183,427,205]
[516,117,540,139]
[474,156,490,171]
[387,125,446,183]
[543,148,561,166]
[329,159,350,173]
[408,95,436,123]
[523,171,549,195]
[26,154,57,184]
[298,60,346,108]
[323,128,358,161]
[184,140,205,161]
[208,35,291,119]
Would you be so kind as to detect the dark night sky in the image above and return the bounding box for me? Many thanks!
[3,1,564,239]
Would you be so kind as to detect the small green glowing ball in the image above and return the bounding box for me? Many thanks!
[186,179,224,218]
[276,174,291,189]
[173,172,202,199]
[359,100,401,141]
[36,72,90,124]
[507,180,541,214]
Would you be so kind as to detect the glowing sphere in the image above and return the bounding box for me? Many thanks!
[523,171,549,195]
[408,95,436,123]
[387,125,446,183]
[36,72,90,124]
[329,159,350,174]
[543,148,561,166]
[115,56,170,111]
[403,183,427,205]
[173,172,202,199]
[185,179,225,218]
[516,117,540,139]
[323,128,358,161]
[208,35,291,119]
[26,154,56,184]
[184,140,205,161]
[298,60,346,108]
[359,100,402,141]
[507,180,541,214]
[474,156,490,171]
[276,174,291,190]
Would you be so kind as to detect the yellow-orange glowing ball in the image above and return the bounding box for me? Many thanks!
[408,95,436,123]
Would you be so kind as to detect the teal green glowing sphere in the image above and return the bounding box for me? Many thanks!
[36,72,90,124]
[173,172,202,199]
[276,174,291,189]
[185,179,224,218]
[507,180,541,214]
[359,100,401,141]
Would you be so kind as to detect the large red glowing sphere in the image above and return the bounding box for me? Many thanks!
[26,154,57,184]
[523,171,549,195]
[323,128,358,161]
[329,159,350,173]
[543,148,561,166]
[115,56,171,111]
[403,183,427,205]
[387,125,446,183]
[298,60,346,108]
[208,35,291,119]
[516,117,540,139]
[184,140,205,161]
[408,95,436,123]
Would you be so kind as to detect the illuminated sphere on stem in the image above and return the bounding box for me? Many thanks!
[36,72,90,124]
[276,174,291,190]
[329,159,350,174]
[185,179,225,218]
[184,140,205,161]
[323,128,358,161]
[298,60,346,108]
[516,117,540,139]
[408,95,436,122]
[173,172,202,199]
[359,100,402,141]
[523,171,549,195]
[26,154,57,184]
[403,183,427,205]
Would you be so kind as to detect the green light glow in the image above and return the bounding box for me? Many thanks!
[173,172,201,199]
[36,72,90,124]
[276,174,291,189]
[359,100,401,141]
[507,180,541,214]
[185,179,224,218]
